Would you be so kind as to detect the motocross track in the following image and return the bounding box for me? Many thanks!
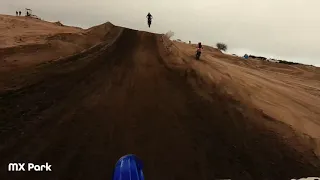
[1,20,320,179]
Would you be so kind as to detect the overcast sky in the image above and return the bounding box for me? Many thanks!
[1,0,319,66]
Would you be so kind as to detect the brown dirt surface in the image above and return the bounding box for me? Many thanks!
[0,16,320,180]
[0,15,115,73]
[174,41,320,154]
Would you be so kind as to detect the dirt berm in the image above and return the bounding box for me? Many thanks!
[0,27,319,180]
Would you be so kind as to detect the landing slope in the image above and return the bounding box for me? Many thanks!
[174,41,320,155]
[0,27,319,180]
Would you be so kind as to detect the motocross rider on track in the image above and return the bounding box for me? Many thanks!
[197,42,203,53]
[146,12,153,28]
[197,42,203,50]
[195,42,203,59]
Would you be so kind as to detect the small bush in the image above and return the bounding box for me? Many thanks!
[216,43,227,51]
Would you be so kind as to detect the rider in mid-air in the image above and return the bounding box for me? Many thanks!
[146,12,153,28]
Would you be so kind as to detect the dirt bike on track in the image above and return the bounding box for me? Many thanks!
[195,48,202,60]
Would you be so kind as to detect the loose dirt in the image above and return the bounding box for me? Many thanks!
[0,15,319,180]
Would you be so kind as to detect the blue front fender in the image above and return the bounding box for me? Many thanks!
[113,154,145,180]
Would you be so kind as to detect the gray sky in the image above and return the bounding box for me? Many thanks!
[1,0,320,66]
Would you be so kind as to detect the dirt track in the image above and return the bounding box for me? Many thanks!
[0,28,320,180]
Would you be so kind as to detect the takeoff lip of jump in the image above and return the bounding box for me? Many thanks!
[8,162,52,172]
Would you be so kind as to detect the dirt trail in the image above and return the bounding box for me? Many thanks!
[0,28,320,180]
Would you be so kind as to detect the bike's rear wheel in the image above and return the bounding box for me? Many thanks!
[196,52,201,60]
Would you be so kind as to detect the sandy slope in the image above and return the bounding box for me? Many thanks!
[174,41,320,155]
[0,15,115,73]
[0,15,118,91]
[0,15,320,179]
[0,15,82,48]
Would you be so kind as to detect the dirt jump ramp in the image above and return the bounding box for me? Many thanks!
[0,28,319,180]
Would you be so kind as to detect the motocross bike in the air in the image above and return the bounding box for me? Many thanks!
[147,18,152,28]
[146,13,153,28]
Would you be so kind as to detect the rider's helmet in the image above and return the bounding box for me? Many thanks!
[198,42,202,50]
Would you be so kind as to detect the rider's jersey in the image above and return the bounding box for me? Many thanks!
[147,14,152,20]
[197,44,203,52]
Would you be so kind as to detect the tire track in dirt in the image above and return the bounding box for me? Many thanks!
[0,28,319,180]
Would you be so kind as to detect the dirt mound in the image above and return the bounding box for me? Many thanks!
[53,21,64,26]
[0,15,121,77]
[84,22,116,41]
[175,40,320,153]
[85,22,114,32]
[0,15,82,48]
[0,26,319,180]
